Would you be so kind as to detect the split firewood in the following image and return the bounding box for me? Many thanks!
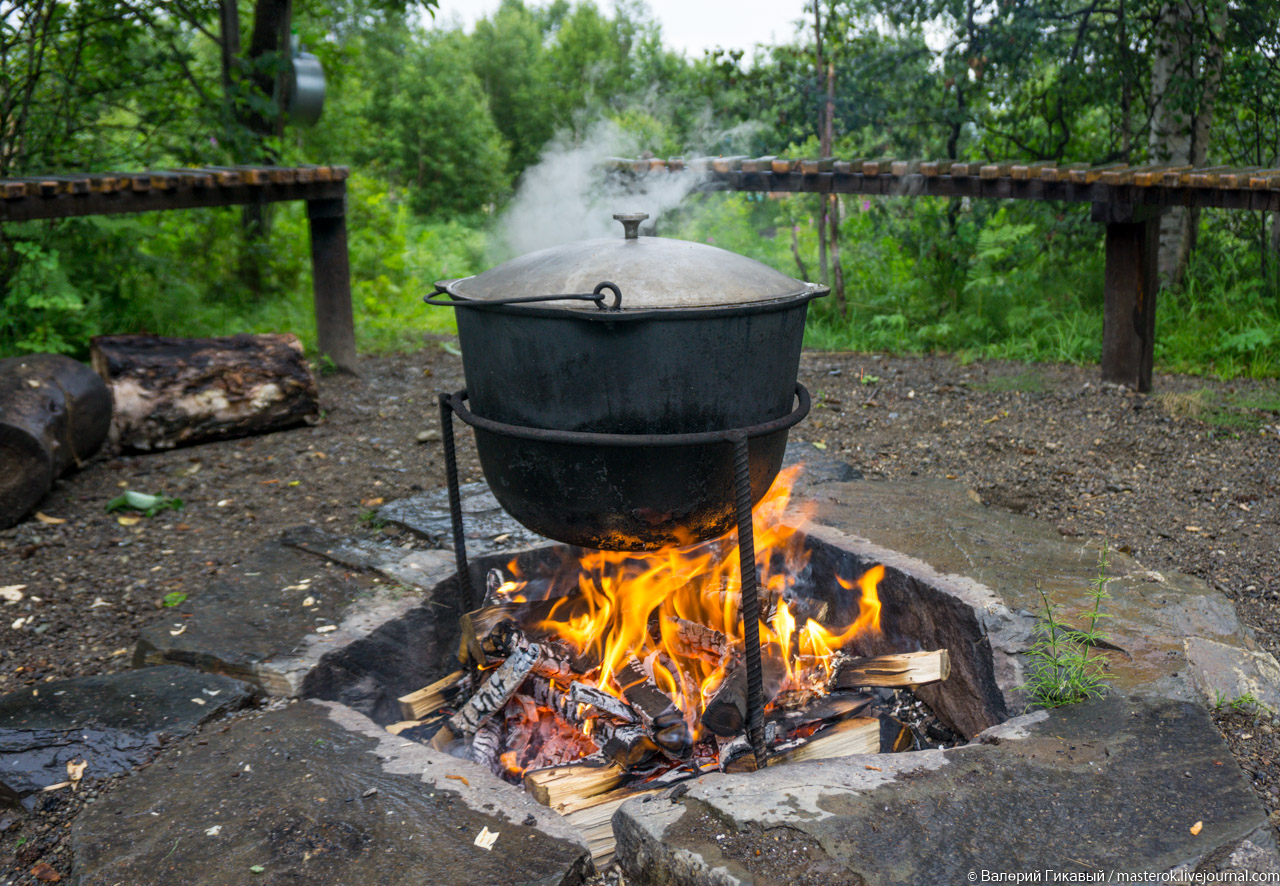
[767,716,880,766]
[616,660,692,759]
[397,669,467,720]
[523,760,625,808]
[558,786,662,865]
[448,641,541,736]
[459,597,593,669]
[830,649,951,690]
[0,354,112,529]
[90,333,318,450]
[567,683,638,724]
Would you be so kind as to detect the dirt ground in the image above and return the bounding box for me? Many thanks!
[2,346,1279,882]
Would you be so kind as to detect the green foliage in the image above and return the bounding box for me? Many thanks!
[1021,545,1113,710]
[162,591,189,608]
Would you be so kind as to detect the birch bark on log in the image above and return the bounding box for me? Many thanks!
[90,333,318,450]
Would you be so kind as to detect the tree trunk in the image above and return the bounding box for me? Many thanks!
[0,354,112,528]
[1149,0,1226,285]
[90,333,319,451]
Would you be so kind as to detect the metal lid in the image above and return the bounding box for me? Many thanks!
[439,214,827,311]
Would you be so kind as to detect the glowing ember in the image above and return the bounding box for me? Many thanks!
[491,465,884,773]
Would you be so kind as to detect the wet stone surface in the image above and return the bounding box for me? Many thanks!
[616,696,1278,886]
[132,538,455,697]
[0,666,252,807]
[70,700,590,886]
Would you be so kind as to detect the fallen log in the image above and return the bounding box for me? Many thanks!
[0,354,112,529]
[89,333,318,450]
[523,760,624,808]
[830,649,951,690]
[397,670,466,720]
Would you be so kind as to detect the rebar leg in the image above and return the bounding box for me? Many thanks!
[732,434,767,769]
[438,392,474,610]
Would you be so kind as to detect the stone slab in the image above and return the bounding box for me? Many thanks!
[71,700,591,886]
[1184,637,1280,713]
[133,539,457,696]
[615,695,1278,886]
[799,478,1276,710]
[0,666,252,807]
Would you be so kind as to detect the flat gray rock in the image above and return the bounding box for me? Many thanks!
[616,696,1277,886]
[71,700,591,886]
[0,666,252,807]
[133,539,456,696]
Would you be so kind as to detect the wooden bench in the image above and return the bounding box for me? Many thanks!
[611,157,1280,391]
[0,165,356,372]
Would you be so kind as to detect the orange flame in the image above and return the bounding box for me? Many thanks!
[506,465,883,729]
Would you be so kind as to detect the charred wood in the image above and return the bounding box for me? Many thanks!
[616,660,691,759]
[448,641,541,735]
[529,676,658,769]
[700,652,786,738]
[471,717,502,771]
[567,683,637,724]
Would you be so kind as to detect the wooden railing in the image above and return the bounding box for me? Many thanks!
[0,165,356,372]
[611,157,1280,391]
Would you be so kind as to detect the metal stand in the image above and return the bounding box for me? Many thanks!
[436,384,811,768]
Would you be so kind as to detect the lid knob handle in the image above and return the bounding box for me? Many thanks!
[613,212,649,240]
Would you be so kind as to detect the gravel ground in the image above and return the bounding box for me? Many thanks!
[2,347,1278,882]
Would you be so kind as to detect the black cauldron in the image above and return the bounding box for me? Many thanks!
[425,213,826,550]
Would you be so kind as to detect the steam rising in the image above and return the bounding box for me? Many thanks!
[493,120,711,259]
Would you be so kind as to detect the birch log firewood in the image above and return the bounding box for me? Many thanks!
[90,333,319,450]
[0,354,112,528]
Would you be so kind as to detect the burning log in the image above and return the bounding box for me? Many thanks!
[488,620,579,682]
[458,598,594,671]
[567,683,637,724]
[529,676,658,769]
[397,670,466,720]
[668,617,729,666]
[830,649,951,690]
[471,717,502,770]
[768,691,874,733]
[616,660,692,759]
[700,653,787,738]
[523,760,625,808]
[448,641,541,736]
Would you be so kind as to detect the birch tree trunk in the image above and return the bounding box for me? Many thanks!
[1149,0,1227,285]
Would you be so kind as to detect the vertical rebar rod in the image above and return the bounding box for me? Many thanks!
[731,434,767,769]
[438,392,474,610]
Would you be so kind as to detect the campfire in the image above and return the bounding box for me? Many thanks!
[392,467,952,815]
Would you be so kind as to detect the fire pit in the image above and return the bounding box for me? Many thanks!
[425,214,831,767]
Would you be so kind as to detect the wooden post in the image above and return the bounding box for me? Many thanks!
[1094,202,1166,392]
[307,188,357,373]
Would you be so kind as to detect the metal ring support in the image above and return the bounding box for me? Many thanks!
[443,383,810,448]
